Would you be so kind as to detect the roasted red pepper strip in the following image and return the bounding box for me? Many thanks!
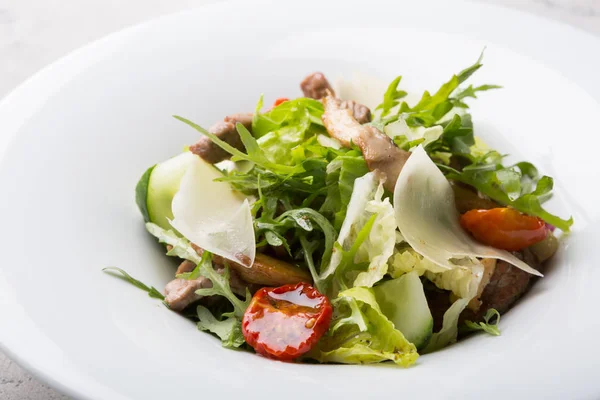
[242,282,332,361]
[273,97,289,107]
[460,207,547,251]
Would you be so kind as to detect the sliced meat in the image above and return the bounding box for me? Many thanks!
[176,260,196,275]
[322,95,410,192]
[191,243,311,287]
[476,260,533,315]
[460,250,543,325]
[340,100,372,124]
[189,112,252,164]
[164,275,212,311]
[227,253,312,286]
[301,73,372,123]
[165,262,249,312]
[301,72,335,99]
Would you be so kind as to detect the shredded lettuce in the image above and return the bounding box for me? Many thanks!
[464,308,501,337]
[320,151,369,230]
[323,172,395,290]
[353,184,396,287]
[388,247,447,278]
[423,298,470,353]
[309,287,418,367]
[425,266,483,301]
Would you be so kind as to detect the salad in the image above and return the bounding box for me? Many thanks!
[105,54,572,366]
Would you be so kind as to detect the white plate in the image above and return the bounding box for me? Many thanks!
[0,1,599,399]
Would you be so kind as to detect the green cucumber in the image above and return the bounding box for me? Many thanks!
[135,152,197,230]
[135,165,155,223]
[373,271,433,350]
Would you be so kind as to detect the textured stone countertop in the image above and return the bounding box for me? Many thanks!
[0,0,599,398]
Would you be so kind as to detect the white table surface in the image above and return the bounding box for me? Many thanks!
[1,0,599,398]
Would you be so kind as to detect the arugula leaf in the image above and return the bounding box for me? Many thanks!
[173,115,302,175]
[192,253,250,318]
[464,308,501,336]
[145,222,201,264]
[102,267,164,300]
[261,207,336,293]
[375,76,407,118]
[441,163,573,231]
[373,51,498,129]
[452,84,502,108]
[425,114,474,156]
[197,306,246,348]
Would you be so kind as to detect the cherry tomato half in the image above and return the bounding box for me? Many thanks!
[460,207,547,251]
[273,97,289,107]
[242,282,332,361]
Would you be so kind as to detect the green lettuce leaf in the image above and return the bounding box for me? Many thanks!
[425,114,474,156]
[464,308,501,336]
[252,97,325,165]
[196,306,246,348]
[309,287,418,367]
[422,298,470,353]
[319,151,369,230]
[323,172,395,290]
[373,271,433,350]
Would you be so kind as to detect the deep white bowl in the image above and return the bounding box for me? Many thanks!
[0,1,599,399]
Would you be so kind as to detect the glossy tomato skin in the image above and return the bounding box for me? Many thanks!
[460,207,547,251]
[242,282,332,361]
[273,97,289,107]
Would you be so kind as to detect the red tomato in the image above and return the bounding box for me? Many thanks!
[242,282,332,361]
[273,97,289,107]
[460,207,547,251]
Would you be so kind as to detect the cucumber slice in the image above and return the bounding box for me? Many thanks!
[373,271,433,350]
[135,152,197,230]
[135,165,155,223]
